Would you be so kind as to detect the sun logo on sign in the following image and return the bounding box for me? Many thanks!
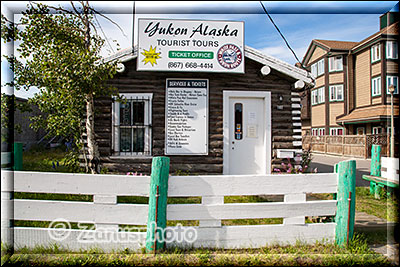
[141,45,161,66]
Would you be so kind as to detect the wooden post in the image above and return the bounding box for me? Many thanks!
[370,145,381,197]
[335,160,356,246]
[145,157,170,253]
[13,142,23,171]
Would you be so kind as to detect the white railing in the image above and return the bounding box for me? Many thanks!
[1,170,338,251]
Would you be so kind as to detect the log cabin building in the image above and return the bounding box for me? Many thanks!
[92,45,312,175]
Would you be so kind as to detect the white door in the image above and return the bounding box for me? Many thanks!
[223,91,271,175]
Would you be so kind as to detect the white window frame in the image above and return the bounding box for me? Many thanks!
[112,93,153,157]
[317,58,325,76]
[318,87,325,103]
[330,127,344,136]
[311,63,317,78]
[329,84,344,101]
[386,41,398,59]
[371,76,381,96]
[386,76,399,94]
[372,126,382,135]
[371,43,381,63]
[328,56,343,72]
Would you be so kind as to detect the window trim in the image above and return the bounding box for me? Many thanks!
[386,75,399,94]
[328,56,343,72]
[386,41,398,59]
[311,58,325,78]
[112,93,153,157]
[371,76,382,97]
[329,84,344,102]
[329,127,344,136]
[311,87,325,105]
[371,43,381,63]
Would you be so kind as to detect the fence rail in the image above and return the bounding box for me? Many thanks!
[1,163,353,251]
[302,134,394,158]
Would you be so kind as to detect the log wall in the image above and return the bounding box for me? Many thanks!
[93,57,301,174]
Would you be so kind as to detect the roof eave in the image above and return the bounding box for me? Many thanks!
[105,45,313,85]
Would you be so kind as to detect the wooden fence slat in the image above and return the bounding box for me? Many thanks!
[166,223,336,249]
[168,173,338,196]
[283,193,306,225]
[14,227,146,252]
[13,171,150,196]
[14,199,149,225]
[167,200,337,221]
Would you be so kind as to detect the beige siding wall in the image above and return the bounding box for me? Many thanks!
[310,46,326,63]
[371,62,381,76]
[355,49,371,107]
[315,76,325,88]
[311,104,326,127]
[329,73,344,84]
[387,61,399,74]
[329,102,344,126]
[372,97,381,105]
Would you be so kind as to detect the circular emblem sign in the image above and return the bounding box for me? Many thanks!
[217,44,243,69]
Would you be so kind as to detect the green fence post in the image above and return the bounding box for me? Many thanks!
[370,144,381,198]
[335,159,356,246]
[145,156,170,253]
[13,142,23,171]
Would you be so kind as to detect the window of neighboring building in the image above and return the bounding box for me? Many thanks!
[329,84,344,101]
[387,76,399,94]
[328,56,343,72]
[330,127,344,135]
[312,128,325,136]
[386,41,398,59]
[356,127,365,135]
[112,93,153,156]
[372,127,382,134]
[371,43,381,63]
[371,76,381,96]
[311,58,324,77]
[311,87,325,105]
[317,58,325,76]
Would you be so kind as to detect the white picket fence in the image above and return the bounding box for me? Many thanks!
[1,170,338,251]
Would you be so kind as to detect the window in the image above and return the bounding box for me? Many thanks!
[318,87,325,103]
[371,76,381,96]
[312,128,325,136]
[311,64,317,77]
[329,56,343,72]
[311,58,324,77]
[317,59,325,76]
[330,127,344,135]
[386,76,399,94]
[112,93,153,156]
[371,43,381,63]
[386,41,398,59]
[311,87,325,105]
[329,84,344,101]
[372,127,382,134]
[356,127,365,135]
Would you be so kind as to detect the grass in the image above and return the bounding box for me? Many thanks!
[22,145,79,173]
[355,187,398,223]
[1,234,394,266]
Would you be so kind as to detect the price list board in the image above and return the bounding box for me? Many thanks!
[165,79,208,155]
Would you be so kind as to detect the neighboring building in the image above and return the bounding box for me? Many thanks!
[301,11,399,137]
[92,46,312,175]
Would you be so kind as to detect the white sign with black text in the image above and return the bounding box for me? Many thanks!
[165,79,208,155]
[138,19,244,73]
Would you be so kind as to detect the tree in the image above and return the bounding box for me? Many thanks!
[1,2,119,173]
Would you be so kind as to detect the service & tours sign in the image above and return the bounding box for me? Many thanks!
[137,19,244,73]
[165,79,208,155]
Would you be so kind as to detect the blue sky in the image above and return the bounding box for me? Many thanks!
[1,1,398,99]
